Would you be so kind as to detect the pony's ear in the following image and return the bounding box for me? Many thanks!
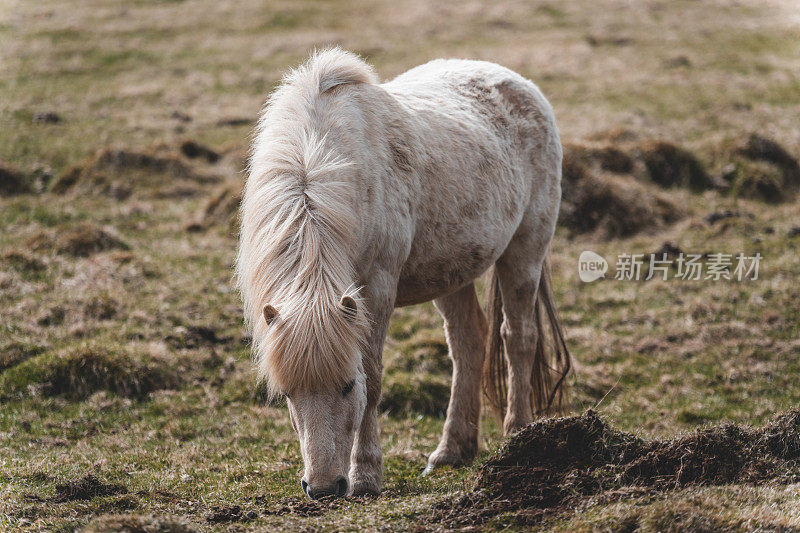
[263,304,279,325]
[340,296,358,320]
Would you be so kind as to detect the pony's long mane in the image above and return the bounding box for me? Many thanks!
[236,48,375,396]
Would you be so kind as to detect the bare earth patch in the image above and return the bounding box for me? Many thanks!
[81,513,196,533]
[54,475,127,502]
[434,410,800,528]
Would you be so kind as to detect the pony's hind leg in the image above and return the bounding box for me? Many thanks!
[426,283,487,471]
[495,216,554,434]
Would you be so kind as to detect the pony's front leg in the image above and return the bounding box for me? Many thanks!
[349,401,383,496]
[426,283,487,471]
[349,285,394,496]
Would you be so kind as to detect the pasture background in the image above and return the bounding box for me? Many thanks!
[1,0,800,530]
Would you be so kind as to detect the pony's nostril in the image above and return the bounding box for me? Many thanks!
[334,476,349,497]
[301,478,309,497]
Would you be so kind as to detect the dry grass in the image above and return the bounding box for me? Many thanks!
[1,0,800,531]
[27,222,130,257]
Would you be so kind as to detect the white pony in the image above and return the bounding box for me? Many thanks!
[236,48,570,499]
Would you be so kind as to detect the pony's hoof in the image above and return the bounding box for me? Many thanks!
[423,458,455,476]
[503,415,532,436]
[425,447,474,474]
[350,482,380,497]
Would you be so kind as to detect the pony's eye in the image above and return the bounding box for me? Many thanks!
[342,379,355,397]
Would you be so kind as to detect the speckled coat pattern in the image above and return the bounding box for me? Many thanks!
[237,49,563,497]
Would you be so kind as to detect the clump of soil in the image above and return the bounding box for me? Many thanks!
[206,505,257,523]
[216,116,252,127]
[704,209,749,225]
[711,133,800,202]
[0,341,47,371]
[166,325,233,349]
[81,513,196,533]
[259,495,347,517]
[50,145,219,198]
[1,249,46,274]
[83,293,120,320]
[636,140,713,191]
[55,475,127,501]
[557,133,796,236]
[735,133,800,187]
[180,141,220,163]
[93,148,194,177]
[728,159,785,202]
[0,345,182,401]
[564,141,634,174]
[0,159,32,195]
[652,241,682,259]
[27,223,130,257]
[436,410,800,527]
[32,111,61,124]
[559,153,683,238]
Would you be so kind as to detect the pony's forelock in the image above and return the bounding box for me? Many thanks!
[236,48,374,397]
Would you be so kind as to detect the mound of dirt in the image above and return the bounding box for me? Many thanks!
[180,141,220,163]
[28,223,130,257]
[0,345,182,401]
[32,111,61,124]
[50,146,220,197]
[165,324,233,349]
[1,249,46,274]
[563,141,634,174]
[728,159,785,203]
[636,140,713,191]
[559,153,683,239]
[719,133,800,202]
[93,148,193,177]
[436,410,800,527]
[0,160,31,195]
[216,116,252,127]
[81,514,196,533]
[0,341,47,371]
[736,133,800,187]
[55,475,127,501]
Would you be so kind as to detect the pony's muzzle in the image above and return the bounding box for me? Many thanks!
[302,476,349,499]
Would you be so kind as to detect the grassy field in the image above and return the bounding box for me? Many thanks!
[2,0,800,531]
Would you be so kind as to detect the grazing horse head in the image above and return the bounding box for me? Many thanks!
[262,298,369,499]
[236,49,376,498]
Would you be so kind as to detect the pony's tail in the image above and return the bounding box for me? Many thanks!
[482,258,572,423]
